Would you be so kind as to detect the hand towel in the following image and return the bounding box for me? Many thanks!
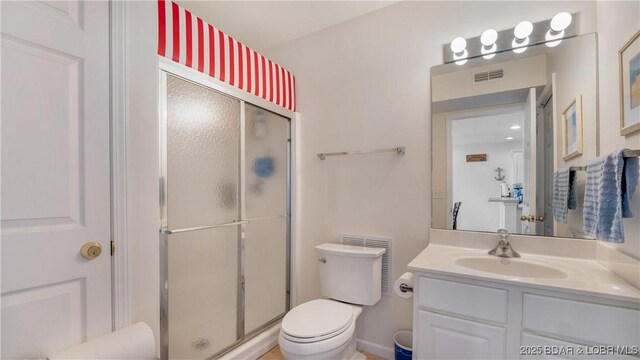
[568,170,578,210]
[622,152,639,218]
[552,168,577,223]
[583,149,639,243]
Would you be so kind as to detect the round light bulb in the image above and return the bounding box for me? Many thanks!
[510,125,521,130]
[506,137,514,140]
[550,12,572,32]
[450,37,467,54]
[481,43,497,59]
[512,37,529,54]
[481,29,498,46]
[545,29,564,47]
[514,21,533,39]
[453,49,468,65]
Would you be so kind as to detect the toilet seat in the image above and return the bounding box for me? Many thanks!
[281,323,351,344]
[281,299,354,343]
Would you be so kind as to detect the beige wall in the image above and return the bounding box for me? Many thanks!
[268,1,597,351]
[547,34,598,238]
[432,55,547,102]
[596,1,640,260]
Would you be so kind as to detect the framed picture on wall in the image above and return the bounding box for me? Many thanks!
[620,31,640,136]
[562,95,583,161]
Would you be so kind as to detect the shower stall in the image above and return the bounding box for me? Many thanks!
[159,72,291,359]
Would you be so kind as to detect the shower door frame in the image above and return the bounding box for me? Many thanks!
[158,59,295,360]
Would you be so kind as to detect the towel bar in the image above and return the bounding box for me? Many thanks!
[317,146,406,160]
[569,150,638,172]
[623,149,639,158]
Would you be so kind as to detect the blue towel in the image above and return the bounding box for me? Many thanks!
[552,168,578,223]
[583,149,639,243]
[568,171,578,210]
[622,154,639,218]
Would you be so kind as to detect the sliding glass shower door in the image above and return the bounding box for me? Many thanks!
[160,73,290,360]
[244,103,290,334]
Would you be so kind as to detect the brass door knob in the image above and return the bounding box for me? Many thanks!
[520,215,535,222]
[537,215,545,222]
[81,242,102,260]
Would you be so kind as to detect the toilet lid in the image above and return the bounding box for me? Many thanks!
[281,299,353,339]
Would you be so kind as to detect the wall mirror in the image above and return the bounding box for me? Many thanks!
[431,33,598,239]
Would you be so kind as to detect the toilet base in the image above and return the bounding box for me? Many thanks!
[279,330,362,360]
[342,332,363,360]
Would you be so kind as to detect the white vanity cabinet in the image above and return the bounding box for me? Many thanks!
[412,273,640,360]
[417,310,506,359]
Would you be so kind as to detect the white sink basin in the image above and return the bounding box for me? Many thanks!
[455,256,568,279]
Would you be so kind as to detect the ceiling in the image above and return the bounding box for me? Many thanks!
[452,111,524,146]
[176,1,397,54]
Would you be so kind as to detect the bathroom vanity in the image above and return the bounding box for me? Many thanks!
[408,243,640,359]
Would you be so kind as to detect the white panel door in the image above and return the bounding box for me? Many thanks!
[522,88,537,234]
[1,1,111,358]
[417,310,506,359]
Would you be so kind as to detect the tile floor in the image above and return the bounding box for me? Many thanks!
[257,345,388,360]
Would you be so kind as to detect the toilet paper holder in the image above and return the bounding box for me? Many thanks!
[399,284,413,293]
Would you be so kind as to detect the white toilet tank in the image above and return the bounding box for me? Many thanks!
[315,243,386,306]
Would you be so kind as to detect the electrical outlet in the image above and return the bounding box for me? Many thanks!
[432,189,445,199]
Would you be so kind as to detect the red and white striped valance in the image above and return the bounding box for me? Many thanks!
[157,0,296,111]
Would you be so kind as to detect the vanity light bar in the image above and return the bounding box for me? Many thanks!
[443,13,577,64]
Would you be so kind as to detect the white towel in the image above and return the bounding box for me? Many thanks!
[48,322,155,359]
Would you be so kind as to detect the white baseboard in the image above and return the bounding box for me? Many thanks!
[357,338,395,360]
[219,326,394,360]
[220,323,280,360]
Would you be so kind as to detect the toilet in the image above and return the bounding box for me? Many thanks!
[278,243,386,360]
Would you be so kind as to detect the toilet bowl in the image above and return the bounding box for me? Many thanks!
[278,299,364,360]
[278,243,386,360]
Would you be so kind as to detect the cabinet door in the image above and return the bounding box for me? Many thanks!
[417,310,506,359]
[521,332,637,360]
[522,294,640,347]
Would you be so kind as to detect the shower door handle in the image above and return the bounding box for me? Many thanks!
[160,220,249,235]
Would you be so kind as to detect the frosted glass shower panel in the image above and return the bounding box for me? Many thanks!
[244,103,288,219]
[244,103,289,333]
[162,73,290,358]
[244,217,287,333]
[168,226,238,359]
[166,75,240,230]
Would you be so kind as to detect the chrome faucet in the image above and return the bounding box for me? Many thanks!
[488,229,520,258]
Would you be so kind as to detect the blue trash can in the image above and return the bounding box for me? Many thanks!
[394,331,413,360]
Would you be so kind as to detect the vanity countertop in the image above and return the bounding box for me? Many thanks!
[408,244,640,304]
[487,197,519,203]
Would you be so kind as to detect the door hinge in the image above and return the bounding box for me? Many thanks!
[111,241,115,256]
